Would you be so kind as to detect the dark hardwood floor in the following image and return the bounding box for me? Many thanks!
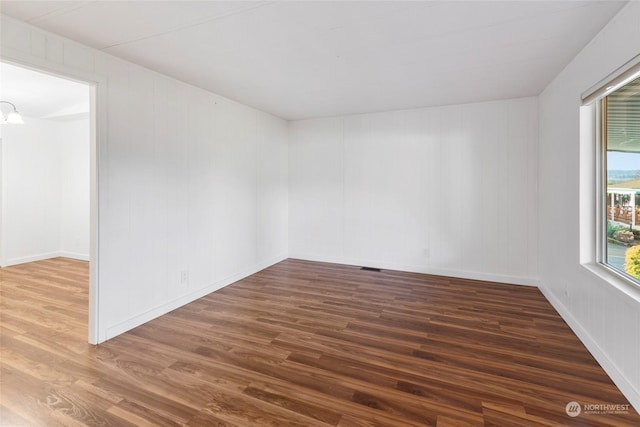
[1,257,638,426]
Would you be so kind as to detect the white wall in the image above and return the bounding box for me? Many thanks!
[0,117,62,265]
[1,15,289,343]
[59,117,90,259]
[539,1,640,411]
[0,115,89,266]
[289,98,538,285]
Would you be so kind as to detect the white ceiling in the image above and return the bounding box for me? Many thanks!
[0,1,628,120]
[0,61,89,120]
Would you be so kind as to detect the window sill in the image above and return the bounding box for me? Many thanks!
[582,262,640,302]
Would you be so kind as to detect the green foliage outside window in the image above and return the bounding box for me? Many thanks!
[607,221,624,238]
[625,245,640,280]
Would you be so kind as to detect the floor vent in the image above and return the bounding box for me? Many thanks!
[361,266,381,272]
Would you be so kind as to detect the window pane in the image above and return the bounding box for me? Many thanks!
[605,75,640,283]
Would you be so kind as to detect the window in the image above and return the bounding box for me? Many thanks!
[601,75,640,285]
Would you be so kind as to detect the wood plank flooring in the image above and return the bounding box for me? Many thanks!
[1,257,639,426]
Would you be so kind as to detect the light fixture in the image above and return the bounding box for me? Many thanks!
[0,101,24,125]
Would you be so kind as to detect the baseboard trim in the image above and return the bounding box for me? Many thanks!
[2,252,65,267]
[1,251,90,267]
[102,253,288,342]
[288,253,539,287]
[58,251,90,261]
[538,282,640,414]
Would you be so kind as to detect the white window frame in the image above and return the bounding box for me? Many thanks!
[581,54,640,295]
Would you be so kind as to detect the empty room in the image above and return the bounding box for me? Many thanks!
[1,1,639,426]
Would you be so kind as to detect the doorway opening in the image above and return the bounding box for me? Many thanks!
[0,61,98,343]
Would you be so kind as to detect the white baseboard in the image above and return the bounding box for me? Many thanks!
[288,252,539,287]
[102,253,288,342]
[1,251,90,267]
[2,252,64,267]
[538,283,640,414]
[59,251,90,261]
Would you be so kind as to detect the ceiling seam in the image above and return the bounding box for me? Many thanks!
[27,0,97,24]
[100,1,279,51]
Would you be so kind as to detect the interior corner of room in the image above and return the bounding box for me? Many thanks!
[0,62,91,268]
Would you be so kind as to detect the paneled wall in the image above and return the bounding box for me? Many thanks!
[1,116,89,265]
[538,1,640,410]
[1,15,289,342]
[59,117,90,259]
[289,98,538,285]
[1,117,63,265]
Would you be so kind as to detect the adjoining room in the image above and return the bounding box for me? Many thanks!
[1,62,91,268]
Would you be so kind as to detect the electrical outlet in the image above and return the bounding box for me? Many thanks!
[180,270,188,286]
